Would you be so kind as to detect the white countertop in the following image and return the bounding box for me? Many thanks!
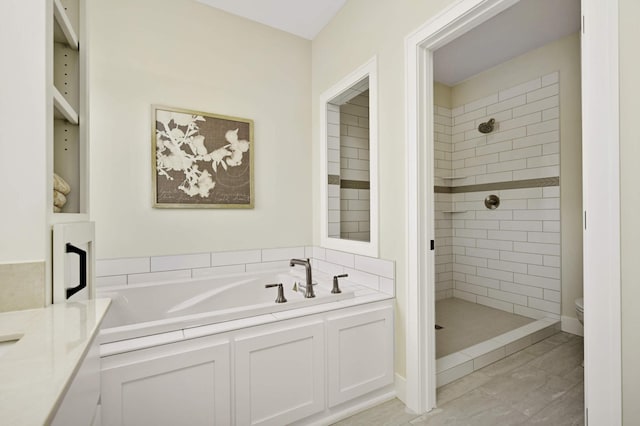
[0,298,111,425]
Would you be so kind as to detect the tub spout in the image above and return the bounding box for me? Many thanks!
[290,258,315,298]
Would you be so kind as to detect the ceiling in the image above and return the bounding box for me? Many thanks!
[196,0,580,85]
[196,0,347,40]
[434,0,581,86]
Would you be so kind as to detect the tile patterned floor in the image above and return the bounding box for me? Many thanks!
[436,298,534,358]
[332,332,584,426]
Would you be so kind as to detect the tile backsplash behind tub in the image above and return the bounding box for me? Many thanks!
[95,246,394,296]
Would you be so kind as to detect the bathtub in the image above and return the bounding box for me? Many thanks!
[97,269,355,343]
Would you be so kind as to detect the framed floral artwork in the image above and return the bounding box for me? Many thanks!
[152,105,254,208]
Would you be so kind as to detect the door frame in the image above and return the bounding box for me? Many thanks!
[403,0,621,423]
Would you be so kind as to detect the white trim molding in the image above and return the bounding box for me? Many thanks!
[561,316,584,337]
[581,0,621,424]
[394,373,407,406]
[404,0,519,414]
[319,56,379,258]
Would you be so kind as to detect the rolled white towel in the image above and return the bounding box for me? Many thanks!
[53,190,67,208]
[53,173,71,195]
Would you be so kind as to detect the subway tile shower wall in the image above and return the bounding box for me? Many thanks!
[327,103,341,238]
[95,246,395,296]
[449,72,559,186]
[434,104,455,300]
[449,187,560,319]
[339,91,371,241]
[434,72,561,320]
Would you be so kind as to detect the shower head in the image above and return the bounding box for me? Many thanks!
[478,118,495,134]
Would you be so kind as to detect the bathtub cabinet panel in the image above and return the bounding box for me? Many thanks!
[101,339,230,426]
[52,332,101,426]
[235,321,325,426]
[327,305,394,407]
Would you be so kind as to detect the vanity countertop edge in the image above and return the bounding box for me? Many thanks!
[0,298,111,425]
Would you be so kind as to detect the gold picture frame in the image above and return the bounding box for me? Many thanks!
[152,105,254,209]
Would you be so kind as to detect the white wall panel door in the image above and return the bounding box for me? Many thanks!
[235,321,325,426]
[101,339,230,426]
[327,305,394,407]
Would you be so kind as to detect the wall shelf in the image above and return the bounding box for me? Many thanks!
[49,0,86,218]
[441,176,468,180]
[51,212,89,223]
[53,0,78,49]
[443,211,468,214]
[53,86,78,124]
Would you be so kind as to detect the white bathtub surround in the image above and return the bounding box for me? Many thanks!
[98,270,362,343]
[95,245,395,296]
[96,248,395,425]
[99,292,394,425]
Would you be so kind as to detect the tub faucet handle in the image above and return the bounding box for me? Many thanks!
[265,283,287,303]
[332,274,348,294]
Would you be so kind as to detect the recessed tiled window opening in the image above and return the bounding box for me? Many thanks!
[327,84,371,242]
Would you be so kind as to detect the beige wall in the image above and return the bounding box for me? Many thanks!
[0,0,48,310]
[620,0,640,422]
[313,2,582,377]
[434,82,452,108]
[449,33,583,321]
[312,0,457,377]
[89,0,312,259]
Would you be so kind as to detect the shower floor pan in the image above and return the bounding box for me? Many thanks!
[435,298,560,387]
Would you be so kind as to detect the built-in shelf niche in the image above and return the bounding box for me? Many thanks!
[53,0,78,49]
[52,0,84,215]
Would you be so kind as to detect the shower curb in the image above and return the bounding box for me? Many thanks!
[435,317,560,387]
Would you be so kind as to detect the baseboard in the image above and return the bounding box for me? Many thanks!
[394,373,407,404]
[561,315,584,336]
[304,390,396,426]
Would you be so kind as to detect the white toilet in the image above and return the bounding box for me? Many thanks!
[575,297,584,325]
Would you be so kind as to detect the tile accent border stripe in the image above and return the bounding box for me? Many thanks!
[434,177,559,194]
[341,180,370,190]
[328,176,371,190]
